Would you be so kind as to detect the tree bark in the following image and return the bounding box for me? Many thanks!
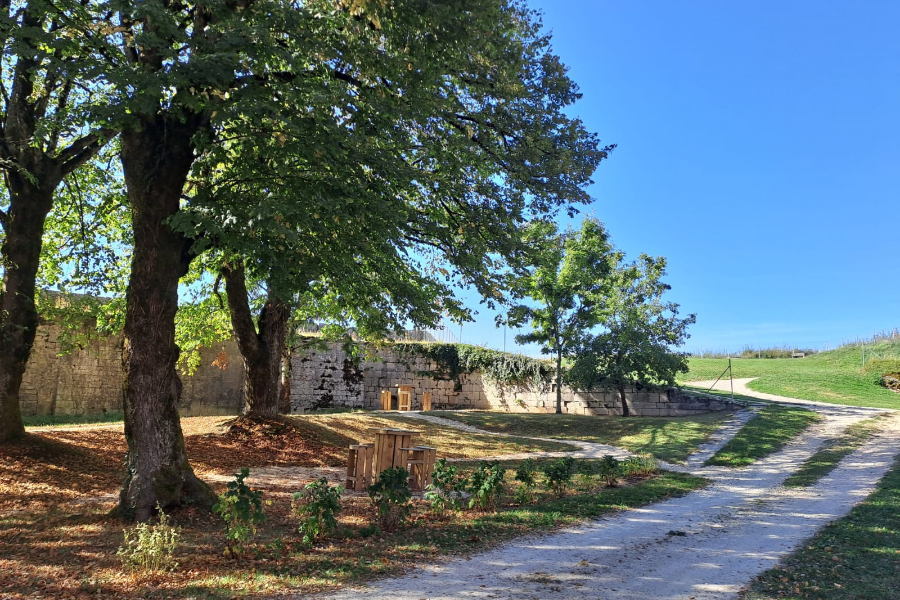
[278,345,293,415]
[618,382,630,417]
[0,181,57,442]
[222,264,289,418]
[117,114,215,521]
[555,351,563,414]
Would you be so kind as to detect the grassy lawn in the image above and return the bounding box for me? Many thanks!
[298,413,575,458]
[0,451,706,599]
[680,340,900,409]
[705,406,822,467]
[783,417,885,488]
[426,410,732,463]
[745,454,900,600]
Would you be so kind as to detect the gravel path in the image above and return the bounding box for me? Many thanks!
[306,399,900,600]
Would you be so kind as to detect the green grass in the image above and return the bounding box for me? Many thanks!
[681,340,900,409]
[746,453,900,600]
[22,412,124,428]
[705,406,821,467]
[426,410,732,463]
[783,417,885,487]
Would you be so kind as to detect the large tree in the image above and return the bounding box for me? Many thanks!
[91,0,609,519]
[507,218,617,413]
[567,255,696,416]
[0,0,114,442]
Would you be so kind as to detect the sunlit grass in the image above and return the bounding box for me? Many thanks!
[704,406,821,467]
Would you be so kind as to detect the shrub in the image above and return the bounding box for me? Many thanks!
[575,460,598,491]
[597,455,622,487]
[213,468,267,558]
[425,458,466,513]
[117,505,180,572]
[543,456,577,497]
[292,478,344,548]
[468,460,506,511]
[622,453,659,478]
[368,467,412,530]
[513,458,538,504]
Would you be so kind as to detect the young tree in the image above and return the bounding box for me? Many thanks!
[0,1,114,442]
[507,218,617,414]
[567,255,696,416]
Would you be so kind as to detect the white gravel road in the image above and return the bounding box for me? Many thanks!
[301,391,899,600]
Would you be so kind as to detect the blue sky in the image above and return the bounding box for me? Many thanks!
[455,1,900,356]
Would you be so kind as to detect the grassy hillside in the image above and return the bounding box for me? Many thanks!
[679,340,900,409]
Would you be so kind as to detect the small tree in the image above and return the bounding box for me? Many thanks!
[568,255,695,416]
[507,218,616,413]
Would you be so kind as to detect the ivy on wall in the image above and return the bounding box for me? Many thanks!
[393,343,553,389]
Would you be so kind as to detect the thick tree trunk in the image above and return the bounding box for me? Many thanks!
[278,346,293,415]
[222,264,289,418]
[0,184,56,443]
[618,383,630,417]
[555,351,563,414]
[117,115,215,521]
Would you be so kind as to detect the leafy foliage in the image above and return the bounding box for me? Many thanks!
[622,454,660,478]
[506,219,618,412]
[395,342,554,389]
[513,458,539,504]
[597,455,622,487]
[292,478,344,548]
[467,461,506,511]
[425,458,466,513]
[116,505,181,573]
[568,254,696,415]
[542,457,578,497]
[367,467,412,531]
[213,468,267,558]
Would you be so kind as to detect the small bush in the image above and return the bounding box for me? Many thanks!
[425,458,466,513]
[368,467,412,530]
[468,460,506,511]
[213,467,267,558]
[513,458,538,504]
[622,453,659,478]
[292,478,343,548]
[597,455,622,487]
[575,460,597,491]
[543,456,577,497]
[117,505,181,572]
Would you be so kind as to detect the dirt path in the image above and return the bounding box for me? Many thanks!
[307,403,900,600]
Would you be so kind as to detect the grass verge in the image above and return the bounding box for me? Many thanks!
[744,454,900,600]
[705,406,821,467]
[783,417,885,487]
[426,410,732,463]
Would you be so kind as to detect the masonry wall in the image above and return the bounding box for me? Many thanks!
[290,343,736,416]
[19,321,244,417]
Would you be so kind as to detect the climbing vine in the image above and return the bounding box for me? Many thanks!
[393,343,553,388]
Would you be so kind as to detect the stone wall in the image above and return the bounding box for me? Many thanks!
[19,321,244,417]
[290,343,736,416]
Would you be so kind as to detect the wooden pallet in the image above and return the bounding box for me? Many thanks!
[373,428,420,474]
[380,389,392,410]
[405,446,437,491]
[421,391,432,411]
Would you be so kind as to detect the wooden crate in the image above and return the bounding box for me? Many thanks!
[345,443,374,491]
[380,389,392,411]
[373,428,420,475]
[421,391,432,411]
[406,445,438,491]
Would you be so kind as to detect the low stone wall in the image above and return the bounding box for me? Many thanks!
[20,321,244,417]
[290,343,737,417]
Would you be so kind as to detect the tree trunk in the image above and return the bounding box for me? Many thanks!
[618,382,630,417]
[555,351,563,414]
[0,183,56,443]
[278,345,293,415]
[117,115,215,521]
[222,264,289,418]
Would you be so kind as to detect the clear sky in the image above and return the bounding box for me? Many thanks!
[452,0,900,357]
